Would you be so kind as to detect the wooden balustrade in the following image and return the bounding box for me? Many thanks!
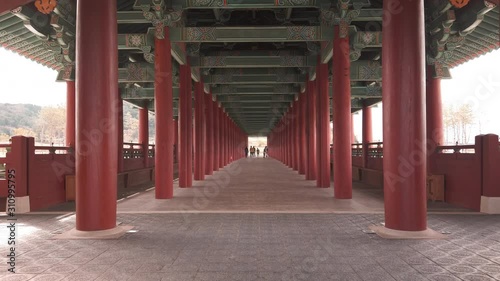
[367,142,383,158]
[436,145,475,154]
[148,144,155,158]
[0,144,9,179]
[351,144,362,157]
[34,146,72,155]
[123,142,144,159]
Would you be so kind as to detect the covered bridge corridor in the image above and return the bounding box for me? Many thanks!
[0,0,500,279]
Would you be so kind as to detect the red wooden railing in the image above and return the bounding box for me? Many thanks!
[367,142,383,158]
[123,142,144,159]
[435,144,475,154]
[34,145,72,155]
[0,144,10,181]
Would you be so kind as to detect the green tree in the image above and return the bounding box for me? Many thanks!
[35,106,66,144]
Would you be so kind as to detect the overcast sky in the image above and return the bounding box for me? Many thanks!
[0,47,499,143]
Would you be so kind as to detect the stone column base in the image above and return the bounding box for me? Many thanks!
[54,225,134,240]
[481,196,500,214]
[369,225,447,239]
[5,196,30,214]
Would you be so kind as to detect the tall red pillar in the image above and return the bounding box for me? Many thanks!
[179,63,193,187]
[154,28,174,199]
[307,80,317,180]
[194,81,205,180]
[174,118,179,163]
[205,91,213,175]
[426,68,443,147]
[75,0,118,231]
[292,101,299,171]
[383,0,427,231]
[299,94,307,175]
[66,81,75,147]
[351,114,355,144]
[117,97,124,173]
[333,26,352,199]
[362,104,373,168]
[316,60,330,187]
[287,112,292,167]
[138,106,149,168]
[222,111,229,166]
[213,101,220,171]
[219,109,225,168]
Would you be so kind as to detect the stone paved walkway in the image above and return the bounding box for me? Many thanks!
[1,213,500,280]
[115,158,468,214]
[2,158,498,281]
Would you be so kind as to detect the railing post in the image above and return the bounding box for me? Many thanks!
[480,134,500,214]
[6,136,33,212]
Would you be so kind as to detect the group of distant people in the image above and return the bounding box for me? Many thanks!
[244,146,268,158]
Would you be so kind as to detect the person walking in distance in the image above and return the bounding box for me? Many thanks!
[244,146,249,158]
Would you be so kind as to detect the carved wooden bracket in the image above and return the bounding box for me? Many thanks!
[141,0,184,39]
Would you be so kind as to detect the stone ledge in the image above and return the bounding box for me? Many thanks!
[480,196,500,214]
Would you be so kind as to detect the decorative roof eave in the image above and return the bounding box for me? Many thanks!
[0,0,34,15]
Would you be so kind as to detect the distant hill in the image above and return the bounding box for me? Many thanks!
[0,102,154,144]
[0,103,41,135]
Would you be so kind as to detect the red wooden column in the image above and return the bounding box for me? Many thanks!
[426,68,443,147]
[75,0,118,231]
[223,111,228,165]
[316,60,330,188]
[307,80,317,180]
[179,63,193,187]
[219,107,224,168]
[362,103,373,168]
[292,101,299,171]
[66,81,75,147]
[213,101,220,171]
[296,99,301,171]
[174,118,179,163]
[205,91,213,175]
[351,114,355,144]
[117,96,124,173]
[299,93,307,175]
[286,112,292,167]
[383,0,427,231]
[224,114,229,164]
[154,28,174,199]
[333,25,352,199]
[194,81,205,180]
[138,106,149,168]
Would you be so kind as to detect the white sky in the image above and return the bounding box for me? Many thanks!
[0,47,499,143]
[353,49,500,144]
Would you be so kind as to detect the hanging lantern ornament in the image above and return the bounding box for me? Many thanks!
[35,0,58,15]
[449,0,470,8]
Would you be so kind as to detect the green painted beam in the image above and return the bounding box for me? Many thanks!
[190,55,317,68]
[203,50,304,57]
[118,63,155,83]
[348,60,382,82]
[117,11,150,24]
[217,95,294,102]
[117,31,187,65]
[121,87,181,99]
[321,29,383,63]
[223,102,290,108]
[212,85,300,95]
[211,68,302,76]
[203,74,307,84]
[170,0,330,9]
[170,26,334,43]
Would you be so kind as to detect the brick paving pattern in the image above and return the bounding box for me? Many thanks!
[0,158,498,280]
